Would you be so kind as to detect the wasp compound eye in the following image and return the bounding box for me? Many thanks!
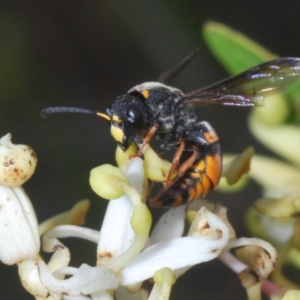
[126,106,143,128]
[106,105,112,116]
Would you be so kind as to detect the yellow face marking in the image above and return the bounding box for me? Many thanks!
[112,114,122,123]
[141,90,150,99]
[97,112,111,121]
[111,125,124,143]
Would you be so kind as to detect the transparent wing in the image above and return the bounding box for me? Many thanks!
[182,57,300,106]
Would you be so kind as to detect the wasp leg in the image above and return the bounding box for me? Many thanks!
[150,122,222,208]
[151,145,199,207]
[165,144,199,188]
[150,184,184,207]
[165,139,185,185]
[165,142,199,188]
[144,180,155,203]
[176,144,199,176]
[131,123,159,158]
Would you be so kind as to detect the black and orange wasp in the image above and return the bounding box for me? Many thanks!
[41,50,300,207]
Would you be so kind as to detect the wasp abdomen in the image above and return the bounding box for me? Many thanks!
[150,122,222,208]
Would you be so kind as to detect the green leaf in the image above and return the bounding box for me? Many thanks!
[202,21,277,75]
[203,21,300,122]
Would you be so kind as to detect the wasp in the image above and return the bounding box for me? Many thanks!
[41,50,300,207]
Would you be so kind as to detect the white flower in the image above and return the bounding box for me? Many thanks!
[0,133,37,186]
[120,206,230,286]
[0,186,40,265]
[0,136,277,300]
[26,155,232,300]
[0,134,39,265]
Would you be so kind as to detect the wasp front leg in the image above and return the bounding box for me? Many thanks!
[131,123,159,158]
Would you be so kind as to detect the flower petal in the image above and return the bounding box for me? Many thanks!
[43,225,99,245]
[105,177,151,272]
[222,147,254,185]
[39,199,91,236]
[249,115,300,167]
[90,164,128,199]
[97,158,144,264]
[115,286,144,300]
[246,209,293,245]
[142,145,172,182]
[120,208,229,286]
[281,290,300,300]
[150,206,185,244]
[42,225,101,275]
[253,189,300,219]
[91,290,114,300]
[249,155,300,196]
[97,194,134,264]
[18,258,48,298]
[116,144,138,172]
[39,262,118,296]
[0,186,39,265]
[226,237,277,279]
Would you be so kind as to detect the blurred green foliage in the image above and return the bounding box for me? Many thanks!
[203,21,300,122]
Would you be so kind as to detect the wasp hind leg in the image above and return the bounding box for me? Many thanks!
[149,184,187,208]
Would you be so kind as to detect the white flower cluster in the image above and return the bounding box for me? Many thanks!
[0,134,277,300]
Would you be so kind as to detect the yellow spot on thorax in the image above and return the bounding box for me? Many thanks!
[204,131,219,143]
[141,90,150,99]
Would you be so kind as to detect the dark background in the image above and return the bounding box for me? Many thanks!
[1,1,299,299]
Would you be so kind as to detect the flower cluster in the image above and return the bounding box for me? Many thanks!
[0,133,279,300]
[202,20,300,299]
[243,89,300,299]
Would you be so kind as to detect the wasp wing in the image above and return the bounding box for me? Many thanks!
[182,57,300,106]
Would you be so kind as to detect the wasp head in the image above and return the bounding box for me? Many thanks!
[99,93,150,151]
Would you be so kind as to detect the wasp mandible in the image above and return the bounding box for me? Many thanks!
[41,50,300,207]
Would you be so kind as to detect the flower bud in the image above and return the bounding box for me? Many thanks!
[0,134,37,186]
[90,164,128,199]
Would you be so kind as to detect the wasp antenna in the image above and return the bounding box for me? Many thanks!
[41,107,97,118]
[158,47,201,84]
